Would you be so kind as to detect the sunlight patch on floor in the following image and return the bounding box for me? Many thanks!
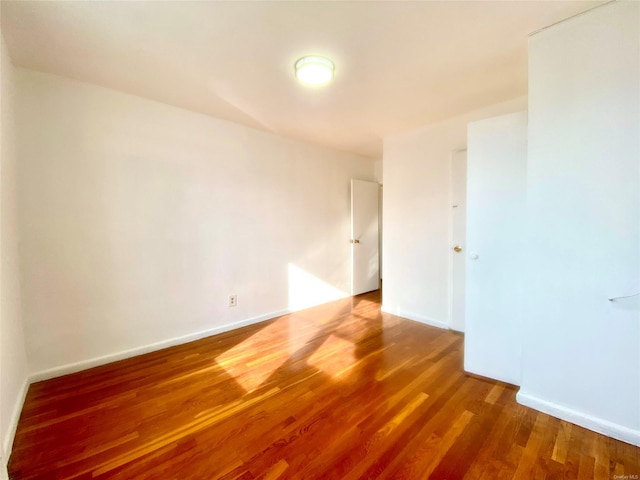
[215,264,352,393]
[308,334,356,379]
[215,318,293,393]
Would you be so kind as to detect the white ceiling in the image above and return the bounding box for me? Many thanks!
[1,0,604,159]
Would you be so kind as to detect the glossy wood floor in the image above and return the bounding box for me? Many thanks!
[9,291,640,479]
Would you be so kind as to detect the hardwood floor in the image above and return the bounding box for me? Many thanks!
[8,290,639,479]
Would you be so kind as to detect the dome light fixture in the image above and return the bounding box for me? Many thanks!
[295,56,335,86]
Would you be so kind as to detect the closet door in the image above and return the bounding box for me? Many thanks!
[464,111,527,385]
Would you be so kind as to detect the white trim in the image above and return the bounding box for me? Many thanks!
[381,305,449,330]
[517,391,640,447]
[2,377,29,473]
[29,309,290,383]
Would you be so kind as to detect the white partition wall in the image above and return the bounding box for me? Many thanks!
[464,111,527,386]
[519,1,640,445]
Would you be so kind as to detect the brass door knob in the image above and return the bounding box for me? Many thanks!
[453,245,462,252]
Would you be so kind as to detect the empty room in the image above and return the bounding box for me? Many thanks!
[1,0,638,478]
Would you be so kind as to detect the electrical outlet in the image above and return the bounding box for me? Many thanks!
[228,294,237,307]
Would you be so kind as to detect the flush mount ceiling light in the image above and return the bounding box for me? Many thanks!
[295,56,335,85]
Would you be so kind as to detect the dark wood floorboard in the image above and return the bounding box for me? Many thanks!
[8,290,640,479]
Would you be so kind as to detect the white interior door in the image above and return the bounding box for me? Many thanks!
[450,150,467,332]
[351,179,379,295]
[465,111,527,386]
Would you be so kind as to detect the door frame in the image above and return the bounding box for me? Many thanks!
[350,179,380,296]
[448,148,467,332]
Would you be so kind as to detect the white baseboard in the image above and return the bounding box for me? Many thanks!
[380,305,450,330]
[30,308,290,383]
[2,376,29,475]
[517,391,640,447]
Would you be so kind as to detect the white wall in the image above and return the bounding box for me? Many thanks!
[519,1,639,445]
[382,96,526,328]
[465,111,527,386]
[0,34,29,476]
[16,70,376,376]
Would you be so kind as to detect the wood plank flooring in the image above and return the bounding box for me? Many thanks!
[8,290,640,479]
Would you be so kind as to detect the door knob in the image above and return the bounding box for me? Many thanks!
[453,245,462,252]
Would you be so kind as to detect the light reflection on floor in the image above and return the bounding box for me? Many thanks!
[215,318,295,393]
[307,334,356,379]
[215,266,381,393]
